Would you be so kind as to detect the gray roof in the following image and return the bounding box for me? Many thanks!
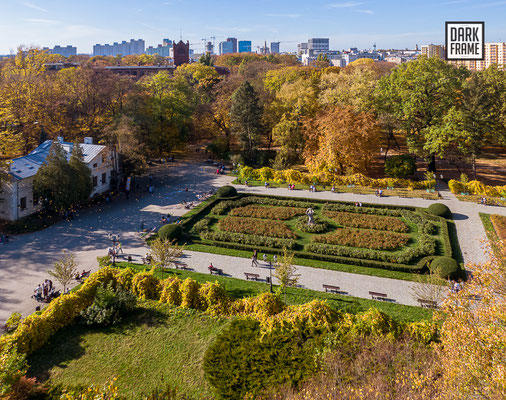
[9,140,106,180]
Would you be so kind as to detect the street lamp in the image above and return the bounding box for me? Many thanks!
[108,233,120,265]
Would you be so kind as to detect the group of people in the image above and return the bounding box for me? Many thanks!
[375,189,384,197]
[354,202,363,207]
[287,184,296,190]
[251,250,277,267]
[478,197,487,205]
[108,243,123,257]
[309,184,317,192]
[33,279,58,302]
[216,164,226,175]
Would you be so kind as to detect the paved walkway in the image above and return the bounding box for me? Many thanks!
[0,163,503,326]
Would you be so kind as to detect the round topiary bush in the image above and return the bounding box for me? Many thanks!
[158,224,182,241]
[429,256,460,279]
[427,203,452,219]
[384,155,417,178]
[217,185,237,198]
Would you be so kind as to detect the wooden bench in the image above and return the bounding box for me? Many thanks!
[209,267,223,275]
[369,291,387,300]
[417,299,438,309]
[76,270,91,282]
[244,272,260,281]
[323,284,340,293]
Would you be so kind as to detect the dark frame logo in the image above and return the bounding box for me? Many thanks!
[445,21,484,60]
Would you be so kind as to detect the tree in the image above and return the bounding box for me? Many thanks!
[149,237,185,278]
[375,56,468,171]
[47,251,78,293]
[199,52,214,66]
[230,81,263,162]
[438,243,506,398]
[68,143,93,202]
[33,140,78,212]
[304,106,381,174]
[410,270,448,308]
[273,248,298,302]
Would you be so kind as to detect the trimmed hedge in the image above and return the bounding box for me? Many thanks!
[430,256,460,279]
[201,230,296,249]
[158,224,183,241]
[217,185,238,198]
[428,203,452,219]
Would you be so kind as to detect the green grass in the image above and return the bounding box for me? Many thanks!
[479,212,501,256]
[115,262,432,322]
[28,301,225,399]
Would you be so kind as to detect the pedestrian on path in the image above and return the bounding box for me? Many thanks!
[263,253,267,264]
[273,255,277,264]
[118,242,123,254]
[251,255,258,267]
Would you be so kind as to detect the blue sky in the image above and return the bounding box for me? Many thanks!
[1,0,505,54]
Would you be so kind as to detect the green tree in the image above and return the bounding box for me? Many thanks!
[375,56,468,171]
[33,140,78,212]
[69,143,93,202]
[199,52,214,66]
[149,237,185,278]
[230,81,263,162]
[47,251,78,293]
[273,248,299,302]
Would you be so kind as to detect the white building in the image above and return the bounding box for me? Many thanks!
[0,138,117,221]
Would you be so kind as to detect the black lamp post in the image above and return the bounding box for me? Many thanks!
[108,233,120,265]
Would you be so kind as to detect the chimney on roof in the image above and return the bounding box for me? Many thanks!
[84,137,93,145]
[57,136,64,144]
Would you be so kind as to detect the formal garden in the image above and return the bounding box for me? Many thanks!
[178,186,462,280]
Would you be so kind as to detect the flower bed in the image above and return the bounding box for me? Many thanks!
[323,211,409,233]
[295,216,329,233]
[313,228,410,250]
[229,205,306,220]
[218,216,297,239]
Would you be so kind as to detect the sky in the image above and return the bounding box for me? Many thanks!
[0,0,505,54]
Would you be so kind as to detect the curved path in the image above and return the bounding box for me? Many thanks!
[0,163,503,325]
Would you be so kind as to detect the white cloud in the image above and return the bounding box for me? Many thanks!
[327,1,364,8]
[356,9,374,14]
[22,2,48,12]
[265,13,301,18]
[24,18,60,25]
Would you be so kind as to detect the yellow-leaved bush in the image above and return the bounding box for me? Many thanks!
[238,166,434,190]
[180,278,202,310]
[159,277,182,306]
[131,270,160,300]
[449,178,506,197]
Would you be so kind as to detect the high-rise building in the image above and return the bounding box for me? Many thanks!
[205,41,214,54]
[93,39,145,56]
[448,42,506,71]
[421,44,445,59]
[270,42,280,54]
[219,41,234,55]
[297,42,308,55]
[46,45,77,57]
[308,38,329,54]
[238,40,252,53]
[226,37,238,53]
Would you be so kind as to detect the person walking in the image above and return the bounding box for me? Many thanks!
[118,242,124,254]
[273,254,277,264]
[34,284,42,302]
[43,281,48,300]
[251,255,258,267]
[263,254,267,264]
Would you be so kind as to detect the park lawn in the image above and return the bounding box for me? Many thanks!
[115,262,432,322]
[28,301,226,399]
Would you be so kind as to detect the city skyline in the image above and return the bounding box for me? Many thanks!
[1,0,506,54]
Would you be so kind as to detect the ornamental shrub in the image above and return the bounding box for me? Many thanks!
[295,215,328,233]
[199,282,230,316]
[131,270,160,300]
[158,224,182,241]
[384,155,417,178]
[217,185,237,198]
[159,277,182,306]
[427,203,452,219]
[430,256,460,279]
[80,282,137,326]
[180,278,202,309]
[116,267,136,290]
[448,179,467,194]
[257,167,274,181]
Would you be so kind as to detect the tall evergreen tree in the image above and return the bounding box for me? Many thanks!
[33,141,78,212]
[230,81,263,162]
[69,143,93,202]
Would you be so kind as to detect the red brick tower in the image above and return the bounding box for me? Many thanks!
[173,40,189,66]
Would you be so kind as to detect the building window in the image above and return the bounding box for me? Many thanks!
[102,173,106,185]
[93,163,98,168]
[93,176,98,187]
[20,197,27,211]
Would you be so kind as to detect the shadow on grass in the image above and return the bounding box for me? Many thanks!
[27,305,167,383]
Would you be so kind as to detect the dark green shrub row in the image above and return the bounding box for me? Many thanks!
[440,219,453,258]
[158,224,183,241]
[306,234,436,264]
[430,256,460,279]
[211,197,252,215]
[295,216,328,233]
[322,203,403,217]
[178,196,221,230]
[401,211,437,235]
[428,203,452,219]
[190,217,212,234]
[201,230,296,249]
[217,185,237,198]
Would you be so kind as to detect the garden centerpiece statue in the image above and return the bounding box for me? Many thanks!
[305,207,315,226]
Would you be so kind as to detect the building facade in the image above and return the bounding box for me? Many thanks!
[448,42,506,71]
[45,45,77,57]
[93,39,145,56]
[219,41,234,55]
[226,37,238,53]
[421,44,445,59]
[270,42,280,54]
[173,40,190,66]
[0,138,116,221]
[238,40,252,53]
